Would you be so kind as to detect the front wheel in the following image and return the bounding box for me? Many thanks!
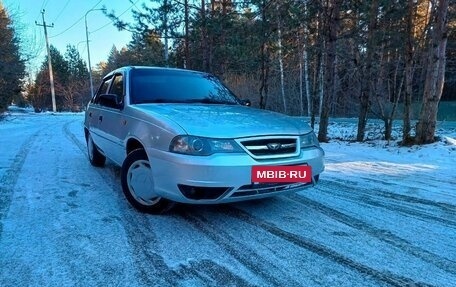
[87,133,106,167]
[121,149,174,214]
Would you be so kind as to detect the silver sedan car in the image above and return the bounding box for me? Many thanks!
[84,66,324,213]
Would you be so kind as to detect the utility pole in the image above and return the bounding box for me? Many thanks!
[36,10,56,112]
[163,0,169,67]
[85,8,105,99]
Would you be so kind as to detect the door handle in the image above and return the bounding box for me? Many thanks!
[89,112,92,117]
[98,115,103,122]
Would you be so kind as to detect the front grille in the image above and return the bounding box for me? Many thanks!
[238,137,298,159]
[231,182,310,197]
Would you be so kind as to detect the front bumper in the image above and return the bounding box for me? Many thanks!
[146,147,324,204]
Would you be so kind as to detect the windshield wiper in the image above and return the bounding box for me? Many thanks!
[135,98,238,105]
[135,99,185,104]
[182,98,237,105]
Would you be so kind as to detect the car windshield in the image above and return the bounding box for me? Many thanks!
[130,68,241,105]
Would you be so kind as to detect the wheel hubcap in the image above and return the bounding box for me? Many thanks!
[127,160,160,206]
[88,136,94,161]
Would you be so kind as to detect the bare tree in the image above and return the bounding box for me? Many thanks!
[259,0,270,109]
[318,0,341,142]
[403,0,416,144]
[201,0,210,71]
[356,0,379,142]
[415,0,449,144]
[276,2,287,113]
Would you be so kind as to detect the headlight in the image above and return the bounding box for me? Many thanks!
[300,132,320,148]
[169,135,244,156]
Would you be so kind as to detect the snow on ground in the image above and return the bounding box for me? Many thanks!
[317,119,456,205]
[0,109,455,287]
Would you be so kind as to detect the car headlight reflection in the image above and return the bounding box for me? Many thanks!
[300,132,320,148]
[170,135,244,156]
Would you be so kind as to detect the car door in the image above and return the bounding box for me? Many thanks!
[97,73,126,165]
[87,77,112,150]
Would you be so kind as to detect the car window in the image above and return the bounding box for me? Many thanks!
[110,74,124,98]
[130,69,241,105]
[93,77,113,104]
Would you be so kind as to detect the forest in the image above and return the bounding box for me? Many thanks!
[1,0,455,144]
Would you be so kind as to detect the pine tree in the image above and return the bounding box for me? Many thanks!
[29,45,68,111]
[64,45,89,111]
[0,3,25,113]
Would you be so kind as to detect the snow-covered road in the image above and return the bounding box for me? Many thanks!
[0,113,455,287]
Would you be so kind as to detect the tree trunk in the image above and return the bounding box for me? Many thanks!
[318,0,340,142]
[219,0,228,76]
[184,0,189,68]
[258,0,269,109]
[303,3,311,117]
[163,0,169,67]
[298,36,311,117]
[304,42,311,117]
[299,40,304,116]
[311,8,323,129]
[415,0,449,144]
[276,3,286,113]
[403,0,415,144]
[318,53,324,117]
[356,0,379,142]
[310,49,321,129]
[201,0,209,72]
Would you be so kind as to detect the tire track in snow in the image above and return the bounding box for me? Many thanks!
[215,206,435,287]
[322,179,456,214]
[63,122,180,286]
[316,180,456,228]
[63,121,87,157]
[286,193,456,275]
[113,210,179,286]
[176,209,301,287]
[173,258,256,287]
[64,122,238,286]
[0,128,42,238]
[357,176,452,195]
[64,122,295,286]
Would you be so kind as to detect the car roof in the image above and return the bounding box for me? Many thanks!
[103,66,207,79]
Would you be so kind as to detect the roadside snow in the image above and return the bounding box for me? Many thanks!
[310,118,456,205]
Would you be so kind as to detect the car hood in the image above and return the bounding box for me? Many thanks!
[134,104,313,138]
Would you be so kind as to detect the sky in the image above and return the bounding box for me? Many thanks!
[3,0,144,74]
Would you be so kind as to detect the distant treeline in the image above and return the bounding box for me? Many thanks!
[5,1,455,145]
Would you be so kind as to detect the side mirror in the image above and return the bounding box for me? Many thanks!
[99,94,122,109]
[242,99,251,106]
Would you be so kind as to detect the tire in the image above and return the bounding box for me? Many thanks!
[121,148,174,214]
[87,133,106,167]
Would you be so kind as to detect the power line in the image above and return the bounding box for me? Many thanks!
[49,0,103,38]
[53,0,71,23]
[90,21,112,34]
[36,0,48,22]
[42,0,51,10]
[39,0,47,10]
[90,0,140,34]
[130,0,142,12]
[80,45,87,55]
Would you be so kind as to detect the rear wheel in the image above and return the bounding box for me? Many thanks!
[87,133,106,167]
[121,149,174,214]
